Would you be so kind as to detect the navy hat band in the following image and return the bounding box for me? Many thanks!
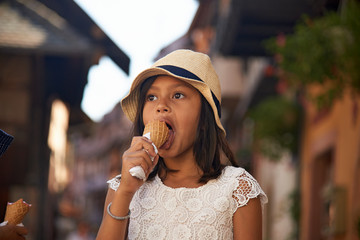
[158,65,221,119]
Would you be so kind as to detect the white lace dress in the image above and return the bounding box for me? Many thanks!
[107,166,268,240]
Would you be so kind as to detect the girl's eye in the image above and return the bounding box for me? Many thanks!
[147,95,157,101]
[173,93,184,99]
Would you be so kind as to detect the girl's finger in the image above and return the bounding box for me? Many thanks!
[124,150,153,174]
[130,137,157,158]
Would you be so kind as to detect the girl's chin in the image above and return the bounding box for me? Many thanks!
[158,149,179,159]
[158,149,170,157]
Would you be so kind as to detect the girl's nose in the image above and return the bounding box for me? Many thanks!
[156,101,170,113]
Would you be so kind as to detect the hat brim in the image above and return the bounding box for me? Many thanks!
[121,66,225,135]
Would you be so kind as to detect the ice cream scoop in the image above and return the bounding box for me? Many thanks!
[129,120,169,181]
[4,198,31,225]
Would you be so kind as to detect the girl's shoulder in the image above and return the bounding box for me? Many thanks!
[220,165,253,181]
[221,166,268,208]
[221,165,246,178]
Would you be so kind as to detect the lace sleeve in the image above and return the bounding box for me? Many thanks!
[232,170,268,209]
[107,174,121,191]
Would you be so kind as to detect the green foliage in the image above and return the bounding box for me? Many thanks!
[248,96,301,160]
[265,0,360,107]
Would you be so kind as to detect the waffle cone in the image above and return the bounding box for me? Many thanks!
[4,198,31,225]
[143,120,169,148]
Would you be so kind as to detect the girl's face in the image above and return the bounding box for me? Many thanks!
[142,75,201,159]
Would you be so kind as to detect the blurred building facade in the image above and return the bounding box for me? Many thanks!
[0,0,129,239]
[300,87,360,240]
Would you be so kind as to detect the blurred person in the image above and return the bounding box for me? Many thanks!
[96,50,268,239]
[0,130,29,240]
[0,129,13,157]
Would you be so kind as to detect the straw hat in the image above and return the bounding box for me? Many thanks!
[121,49,225,135]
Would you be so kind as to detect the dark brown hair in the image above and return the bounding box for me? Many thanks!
[133,76,238,183]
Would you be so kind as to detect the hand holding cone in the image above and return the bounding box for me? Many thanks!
[4,198,31,225]
[129,120,169,180]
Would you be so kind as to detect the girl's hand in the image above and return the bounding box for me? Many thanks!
[0,224,28,240]
[118,136,159,195]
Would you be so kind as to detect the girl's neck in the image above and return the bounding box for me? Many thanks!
[159,156,204,188]
[162,151,200,174]
[160,170,204,189]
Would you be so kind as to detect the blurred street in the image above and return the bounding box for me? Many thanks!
[0,0,359,239]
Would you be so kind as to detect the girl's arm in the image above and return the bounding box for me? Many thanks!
[233,197,263,240]
[96,187,133,240]
[96,136,159,240]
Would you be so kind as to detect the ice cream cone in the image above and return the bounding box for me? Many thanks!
[143,120,169,149]
[129,120,169,181]
[4,198,31,225]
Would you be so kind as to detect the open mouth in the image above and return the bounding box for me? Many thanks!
[165,122,172,131]
[160,121,174,149]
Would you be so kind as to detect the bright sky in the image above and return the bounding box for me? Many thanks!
[74,0,199,121]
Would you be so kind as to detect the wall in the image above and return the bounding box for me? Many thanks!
[300,88,360,240]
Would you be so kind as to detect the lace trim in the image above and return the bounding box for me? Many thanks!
[106,169,268,209]
[232,170,268,209]
[107,174,121,191]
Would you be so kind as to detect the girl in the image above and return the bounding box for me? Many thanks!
[96,49,267,240]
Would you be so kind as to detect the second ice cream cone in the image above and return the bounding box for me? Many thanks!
[4,198,31,225]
